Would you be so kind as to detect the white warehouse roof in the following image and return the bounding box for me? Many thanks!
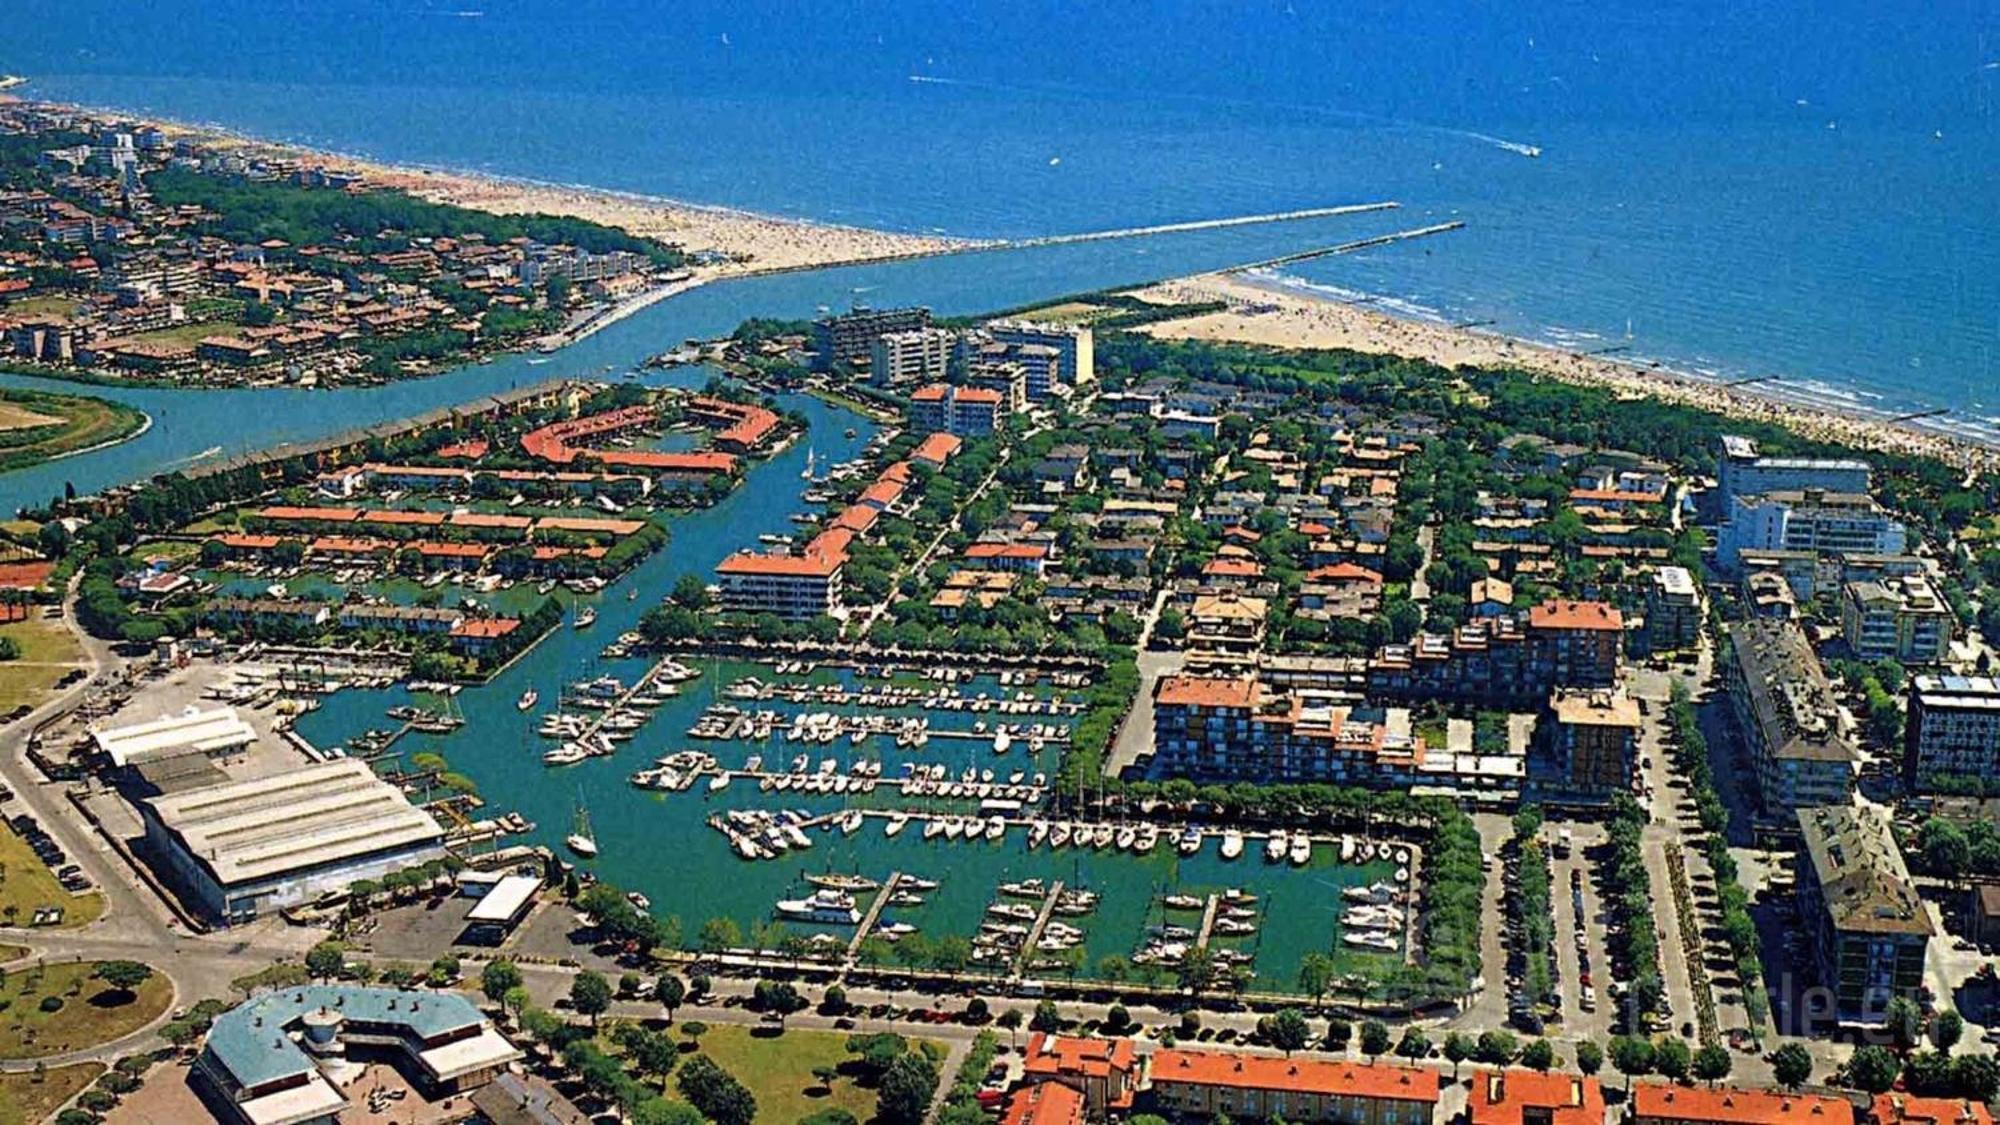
[145,759,444,887]
[93,705,256,767]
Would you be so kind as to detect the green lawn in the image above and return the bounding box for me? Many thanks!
[0,822,104,930]
[0,1061,103,1125]
[0,614,85,666]
[0,961,171,1058]
[620,1022,938,1125]
[0,390,148,472]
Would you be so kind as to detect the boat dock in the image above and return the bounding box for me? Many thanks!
[845,872,904,966]
[1009,879,1067,981]
[1192,893,1222,952]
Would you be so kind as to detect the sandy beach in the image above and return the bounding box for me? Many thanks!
[9,96,983,277]
[1131,273,1998,473]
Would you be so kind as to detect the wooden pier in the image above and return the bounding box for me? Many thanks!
[843,872,904,971]
[1009,880,1067,982]
[1192,893,1222,952]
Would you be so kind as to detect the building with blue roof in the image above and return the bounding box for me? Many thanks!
[195,984,520,1125]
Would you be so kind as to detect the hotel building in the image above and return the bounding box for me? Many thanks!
[1903,674,2000,791]
[1723,619,1858,820]
[1796,804,1933,1027]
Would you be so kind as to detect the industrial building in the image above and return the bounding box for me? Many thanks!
[196,984,519,1124]
[92,705,256,769]
[1794,804,1933,1028]
[141,759,447,924]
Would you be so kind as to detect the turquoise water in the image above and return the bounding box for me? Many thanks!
[280,385,1391,989]
[6,0,1995,437]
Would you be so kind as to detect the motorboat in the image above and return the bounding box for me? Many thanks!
[775,889,860,925]
[1264,831,1289,863]
[1221,830,1244,861]
[516,689,538,712]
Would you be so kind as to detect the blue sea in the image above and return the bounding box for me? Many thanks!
[5,0,1998,436]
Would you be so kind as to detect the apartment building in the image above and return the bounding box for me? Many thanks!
[1147,1049,1438,1125]
[1544,688,1641,795]
[1841,573,1954,664]
[1720,489,1908,570]
[869,326,954,387]
[811,305,931,370]
[985,319,1093,390]
[1632,1083,1852,1125]
[1647,565,1703,651]
[1723,619,1858,820]
[1795,804,1933,1027]
[1718,434,1871,505]
[715,532,849,620]
[1368,601,1622,706]
[909,382,1005,436]
[1902,674,2000,791]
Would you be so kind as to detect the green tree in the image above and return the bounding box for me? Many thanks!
[1575,1040,1605,1077]
[678,1056,757,1125]
[699,916,742,953]
[877,1051,941,1125]
[569,971,613,1028]
[1770,1043,1814,1089]
[1359,1019,1391,1061]
[635,1100,707,1125]
[1442,1032,1473,1078]
[630,1029,680,1090]
[1031,999,1062,1033]
[1296,952,1334,1008]
[1610,1036,1655,1091]
[1396,1027,1432,1062]
[92,961,153,999]
[657,973,686,1020]
[1933,1009,1964,1053]
[1521,1039,1556,1072]
[1886,996,1924,1052]
[1655,1037,1691,1082]
[1267,1009,1311,1056]
[480,959,522,1005]
[1847,1045,1901,1094]
[304,943,345,981]
[1692,1043,1733,1087]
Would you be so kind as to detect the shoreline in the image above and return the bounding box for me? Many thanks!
[3,92,984,276]
[1128,272,2000,473]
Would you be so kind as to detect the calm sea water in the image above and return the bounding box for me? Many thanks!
[8,0,1997,437]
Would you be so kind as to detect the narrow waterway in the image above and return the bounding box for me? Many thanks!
[0,212,1383,513]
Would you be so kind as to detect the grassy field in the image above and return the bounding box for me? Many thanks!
[0,296,83,321]
[0,615,87,714]
[618,1022,935,1125]
[0,389,148,473]
[0,1061,103,1125]
[0,961,171,1059]
[0,821,104,929]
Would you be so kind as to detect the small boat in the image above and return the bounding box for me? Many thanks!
[885,813,910,838]
[1177,826,1202,856]
[1163,893,1203,910]
[516,689,538,712]
[1264,832,1288,863]
[1221,830,1245,861]
[1289,835,1312,867]
[923,818,946,840]
[1340,835,1356,863]
[1028,821,1050,848]
[573,607,598,630]
[708,773,730,792]
[565,797,598,858]
[775,889,860,925]
[627,891,651,911]
[806,872,879,892]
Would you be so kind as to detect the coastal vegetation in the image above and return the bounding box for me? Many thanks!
[146,167,683,266]
[0,390,147,473]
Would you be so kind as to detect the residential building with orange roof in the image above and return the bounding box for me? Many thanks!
[256,505,361,524]
[687,396,780,452]
[533,516,644,538]
[715,528,854,621]
[1002,1079,1085,1125]
[1147,1049,1438,1125]
[1020,1033,1138,1113]
[448,616,521,654]
[857,479,907,511]
[1468,1070,1604,1125]
[963,541,1049,576]
[213,533,283,558]
[1632,1083,1851,1125]
[1870,1093,1994,1125]
[912,431,964,467]
[909,383,1005,436]
[830,504,881,535]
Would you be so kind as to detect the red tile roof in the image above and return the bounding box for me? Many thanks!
[1306,563,1385,585]
[1632,1084,1849,1124]
[435,439,490,460]
[1022,1033,1138,1084]
[965,543,1049,561]
[1528,599,1624,632]
[1871,1093,1995,1125]
[215,533,283,551]
[594,450,738,474]
[1150,1050,1437,1104]
[913,432,963,465]
[1202,558,1264,578]
[831,504,880,534]
[258,505,361,522]
[1469,1070,1604,1125]
[716,550,844,578]
[1154,675,1259,710]
[449,617,521,639]
[1002,1081,1084,1125]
